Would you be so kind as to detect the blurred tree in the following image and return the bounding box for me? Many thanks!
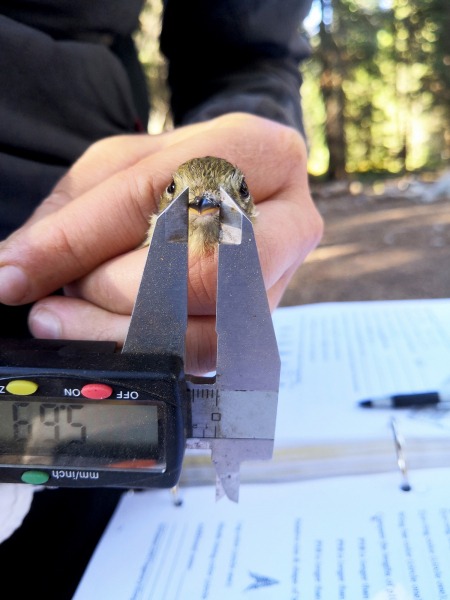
[133,0,172,133]
[313,0,380,179]
[316,1,346,180]
[303,0,449,178]
[135,0,448,178]
[413,0,450,165]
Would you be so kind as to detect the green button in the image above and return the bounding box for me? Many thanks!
[6,379,39,396]
[21,471,50,485]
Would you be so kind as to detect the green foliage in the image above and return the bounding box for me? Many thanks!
[136,0,448,178]
[303,0,449,178]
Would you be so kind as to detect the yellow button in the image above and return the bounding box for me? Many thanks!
[6,380,39,396]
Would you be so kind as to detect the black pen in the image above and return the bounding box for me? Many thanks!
[359,391,450,409]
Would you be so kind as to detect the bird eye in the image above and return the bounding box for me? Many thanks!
[166,180,176,194]
[239,179,250,199]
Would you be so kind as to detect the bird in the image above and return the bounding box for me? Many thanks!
[144,156,257,255]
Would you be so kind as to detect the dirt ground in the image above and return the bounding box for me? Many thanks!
[280,178,450,307]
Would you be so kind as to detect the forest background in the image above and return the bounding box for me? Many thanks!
[133,0,450,305]
[133,0,449,182]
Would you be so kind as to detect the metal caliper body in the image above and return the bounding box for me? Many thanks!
[122,188,280,501]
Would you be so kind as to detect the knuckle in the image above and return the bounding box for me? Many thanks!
[122,165,160,226]
[39,189,73,213]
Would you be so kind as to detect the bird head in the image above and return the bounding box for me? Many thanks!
[156,156,256,255]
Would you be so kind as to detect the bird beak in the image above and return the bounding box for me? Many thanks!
[189,195,220,215]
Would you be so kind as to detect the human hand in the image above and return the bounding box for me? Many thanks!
[0,113,323,374]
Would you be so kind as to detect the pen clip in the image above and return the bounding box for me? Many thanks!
[390,417,411,492]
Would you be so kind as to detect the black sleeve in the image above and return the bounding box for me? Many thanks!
[0,9,144,238]
[160,0,313,135]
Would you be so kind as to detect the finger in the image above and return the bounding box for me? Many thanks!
[255,188,323,292]
[64,247,218,317]
[0,125,242,306]
[23,134,166,226]
[66,189,322,318]
[0,114,318,306]
[266,264,301,312]
[28,297,217,375]
[29,297,131,342]
[0,143,200,305]
[17,114,255,229]
[64,248,148,315]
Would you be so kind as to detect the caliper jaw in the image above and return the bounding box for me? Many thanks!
[186,189,280,502]
[123,189,188,358]
[186,388,277,502]
[122,187,280,502]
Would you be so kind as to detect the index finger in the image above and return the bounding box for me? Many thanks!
[0,114,317,305]
[21,134,165,227]
[0,161,156,305]
[20,120,222,228]
[0,141,211,305]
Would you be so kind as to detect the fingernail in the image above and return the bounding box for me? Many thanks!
[0,265,29,304]
[29,308,62,339]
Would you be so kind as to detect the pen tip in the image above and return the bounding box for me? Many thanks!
[359,399,373,408]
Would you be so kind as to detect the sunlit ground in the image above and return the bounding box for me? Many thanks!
[281,192,450,307]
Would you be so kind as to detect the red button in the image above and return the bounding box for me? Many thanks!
[81,383,113,400]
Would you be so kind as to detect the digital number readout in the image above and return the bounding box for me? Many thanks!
[0,399,160,461]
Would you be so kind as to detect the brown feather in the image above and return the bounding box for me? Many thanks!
[145,156,256,255]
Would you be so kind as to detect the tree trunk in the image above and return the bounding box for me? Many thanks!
[318,19,347,180]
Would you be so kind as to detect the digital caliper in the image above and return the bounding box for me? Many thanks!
[0,189,280,501]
